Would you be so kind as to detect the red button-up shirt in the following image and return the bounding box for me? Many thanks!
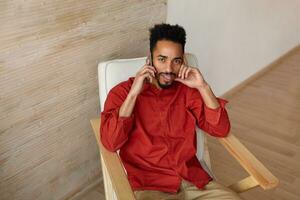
[100,77,231,193]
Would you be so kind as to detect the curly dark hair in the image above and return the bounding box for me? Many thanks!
[149,23,186,55]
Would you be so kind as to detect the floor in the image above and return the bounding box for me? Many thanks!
[71,180,105,200]
[208,47,300,200]
[77,47,300,199]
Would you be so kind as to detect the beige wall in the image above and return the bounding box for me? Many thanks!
[0,0,166,199]
[167,0,300,96]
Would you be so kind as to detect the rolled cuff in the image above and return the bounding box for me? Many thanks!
[100,107,135,151]
[204,98,229,125]
[117,109,135,131]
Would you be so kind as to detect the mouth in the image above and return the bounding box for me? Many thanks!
[160,73,176,82]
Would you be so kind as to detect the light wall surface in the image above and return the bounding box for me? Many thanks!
[167,0,300,95]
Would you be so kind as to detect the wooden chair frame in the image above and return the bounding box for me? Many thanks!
[90,119,279,200]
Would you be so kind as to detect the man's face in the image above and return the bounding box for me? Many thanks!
[151,40,184,89]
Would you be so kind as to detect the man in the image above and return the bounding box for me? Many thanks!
[100,24,241,200]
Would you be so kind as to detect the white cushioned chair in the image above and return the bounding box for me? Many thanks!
[90,53,279,200]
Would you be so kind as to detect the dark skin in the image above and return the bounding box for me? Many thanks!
[119,39,220,118]
[147,41,183,89]
[148,40,208,90]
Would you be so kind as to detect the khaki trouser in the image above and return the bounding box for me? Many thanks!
[134,179,242,200]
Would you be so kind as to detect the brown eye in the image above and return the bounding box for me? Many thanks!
[158,57,165,62]
[174,59,182,65]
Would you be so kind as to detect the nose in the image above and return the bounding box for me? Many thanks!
[165,60,173,72]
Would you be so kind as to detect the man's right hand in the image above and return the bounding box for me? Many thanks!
[129,58,156,97]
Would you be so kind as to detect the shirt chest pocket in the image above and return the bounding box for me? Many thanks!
[167,102,196,137]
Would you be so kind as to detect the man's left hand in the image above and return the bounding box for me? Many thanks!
[175,60,208,90]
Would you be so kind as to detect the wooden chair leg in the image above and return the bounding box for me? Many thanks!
[228,176,259,193]
[101,155,117,200]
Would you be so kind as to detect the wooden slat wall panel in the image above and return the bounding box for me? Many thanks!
[0,1,167,199]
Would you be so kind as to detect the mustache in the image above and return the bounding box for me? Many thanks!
[157,72,177,77]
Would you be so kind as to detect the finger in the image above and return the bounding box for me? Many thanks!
[174,77,184,83]
[142,72,152,83]
[149,66,157,73]
[185,67,191,79]
[147,73,152,82]
[146,68,156,77]
[184,67,189,79]
[183,54,188,66]
[141,68,155,78]
[141,70,155,80]
[181,66,188,79]
[144,65,157,72]
[178,64,184,78]
[141,65,156,75]
[146,57,150,65]
[147,53,151,62]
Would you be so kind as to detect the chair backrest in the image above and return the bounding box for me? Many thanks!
[98,53,199,112]
[97,53,215,178]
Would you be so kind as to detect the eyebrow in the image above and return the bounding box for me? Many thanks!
[157,55,183,60]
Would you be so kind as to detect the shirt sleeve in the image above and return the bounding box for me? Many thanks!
[100,84,134,152]
[187,88,231,137]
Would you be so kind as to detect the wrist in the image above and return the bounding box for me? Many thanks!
[196,82,210,92]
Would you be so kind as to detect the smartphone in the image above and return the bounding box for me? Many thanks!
[149,53,153,66]
[145,53,155,83]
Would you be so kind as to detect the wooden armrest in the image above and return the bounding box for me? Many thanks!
[91,118,278,196]
[218,133,279,191]
[90,118,136,200]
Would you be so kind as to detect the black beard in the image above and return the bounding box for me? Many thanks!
[157,80,172,89]
[156,72,176,89]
